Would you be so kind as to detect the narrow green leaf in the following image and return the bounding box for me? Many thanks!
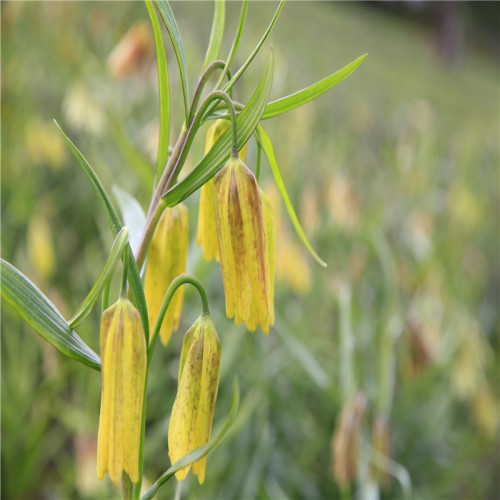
[163,51,274,206]
[202,0,225,70]
[69,227,129,329]
[215,0,248,91]
[146,0,171,180]
[275,313,330,389]
[256,125,327,267]
[54,120,150,342]
[0,259,101,371]
[112,186,147,257]
[262,53,367,119]
[223,0,284,95]
[141,379,240,500]
[155,0,190,119]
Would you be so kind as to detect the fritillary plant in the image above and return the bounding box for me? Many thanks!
[0,1,366,498]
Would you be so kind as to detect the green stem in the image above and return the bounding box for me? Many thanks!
[135,127,189,271]
[188,60,227,125]
[147,274,209,364]
[120,247,129,298]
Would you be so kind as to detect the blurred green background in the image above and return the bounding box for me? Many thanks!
[1,1,498,499]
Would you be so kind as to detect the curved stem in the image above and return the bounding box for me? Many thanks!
[188,60,227,125]
[147,274,209,363]
[168,92,238,190]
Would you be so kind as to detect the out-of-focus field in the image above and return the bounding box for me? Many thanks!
[1,2,498,499]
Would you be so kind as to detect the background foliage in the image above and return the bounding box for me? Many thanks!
[2,1,498,499]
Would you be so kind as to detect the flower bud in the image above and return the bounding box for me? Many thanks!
[214,157,274,332]
[168,314,221,484]
[97,299,147,486]
[145,204,189,345]
[331,392,368,487]
[197,120,247,262]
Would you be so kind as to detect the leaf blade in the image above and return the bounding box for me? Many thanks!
[202,0,225,70]
[256,125,327,267]
[69,227,129,329]
[1,259,101,371]
[54,120,150,341]
[146,0,171,179]
[262,53,367,119]
[155,0,190,119]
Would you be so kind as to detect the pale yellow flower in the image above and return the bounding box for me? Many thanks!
[168,315,221,484]
[214,157,273,332]
[144,204,189,345]
[97,299,146,485]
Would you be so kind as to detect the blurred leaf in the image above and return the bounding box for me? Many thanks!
[155,0,190,118]
[69,226,129,328]
[141,379,240,500]
[0,259,101,371]
[146,0,171,179]
[163,51,274,206]
[202,0,225,70]
[262,53,367,119]
[54,120,150,342]
[112,186,146,257]
[256,125,327,267]
[275,313,330,390]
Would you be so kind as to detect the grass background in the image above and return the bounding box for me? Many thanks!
[1,1,498,499]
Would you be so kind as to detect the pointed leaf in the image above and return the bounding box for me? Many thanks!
[141,379,240,500]
[202,0,225,70]
[1,259,101,371]
[262,53,367,119]
[256,125,327,267]
[163,51,274,206]
[54,120,150,342]
[146,0,171,179]
[155,0,190,118]
[69,227,129,328]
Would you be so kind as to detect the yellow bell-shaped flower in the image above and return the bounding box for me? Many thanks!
[214,156,274,333]
[97,298,147,486]
[144,204,188,345]
[197,120,247,262]
[168,314,221,484]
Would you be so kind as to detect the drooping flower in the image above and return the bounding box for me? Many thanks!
[214,156,273,332]
[197,120,247,262]
[331,392,368,487]
[144,204,188,345]
[168,314,221,484]
[97,299,147,486]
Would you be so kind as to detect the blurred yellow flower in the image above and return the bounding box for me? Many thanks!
[266,183,311,294]
[27,214,56,281]
[214,157,273,332]
[97,299,146,486]
[197,120,247,262]
[168,314,221,484]
[145,204,189,346]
